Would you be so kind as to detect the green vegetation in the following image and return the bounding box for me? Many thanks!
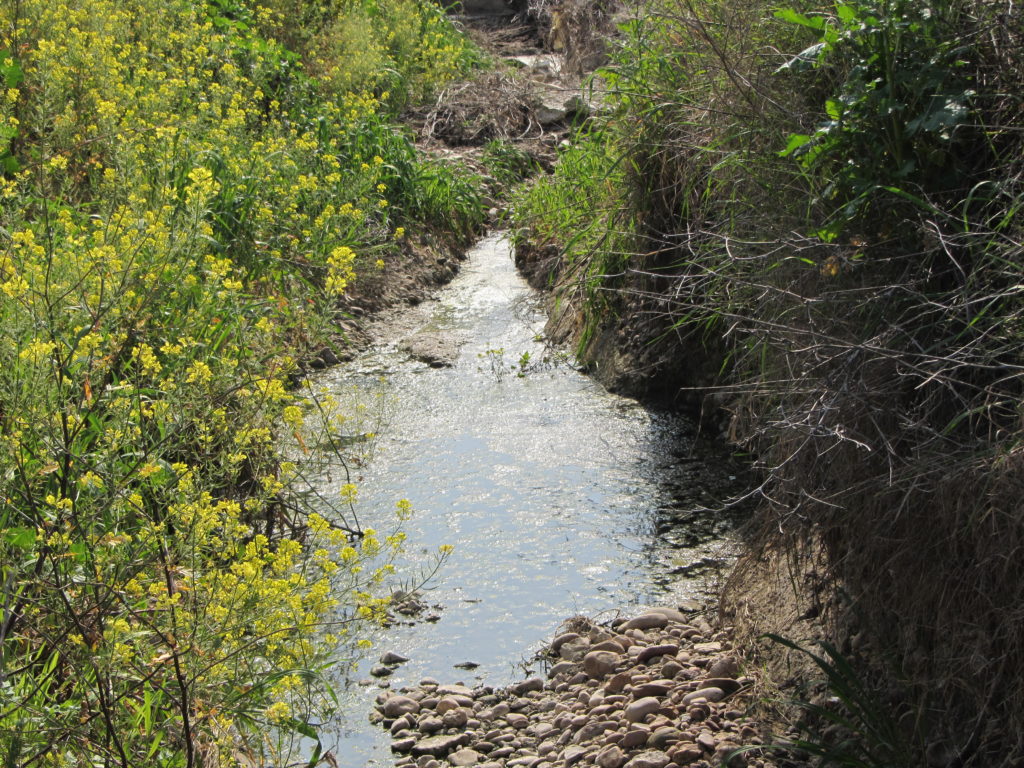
[514,0,1023,762]
[0,0,481,764]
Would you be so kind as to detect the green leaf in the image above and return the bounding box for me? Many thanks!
[0,50,24,88]
[779,133,812,157]
[774,8,827,29]
[835,3,858,25]
[825,99,842,120]
[4,527,36,550]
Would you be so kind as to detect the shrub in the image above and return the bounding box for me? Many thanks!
[513,0,1024,761]
[0,0,472,763]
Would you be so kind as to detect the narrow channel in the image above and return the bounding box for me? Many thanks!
[309,234,740,764]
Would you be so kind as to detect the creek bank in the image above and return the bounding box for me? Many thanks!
[372,608,775,768]
[304,235,472,371]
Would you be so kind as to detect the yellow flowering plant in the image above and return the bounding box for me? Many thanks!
[0,0,475,765]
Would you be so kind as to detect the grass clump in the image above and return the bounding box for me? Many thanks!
[0,0,477,764]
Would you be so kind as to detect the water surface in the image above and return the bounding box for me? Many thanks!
[309,234,739,764]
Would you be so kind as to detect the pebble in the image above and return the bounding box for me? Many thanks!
[596,745,627,768]
[637,644,680,664]
[384,696,421,718]
[419,717,444,734]
[648,727,684,751]
[682,687,726,705]
[372,611,774,768]
[584,650,620,678]
[624,697,661,723]
[512,678,545,695]
[443,708,470,728]
[670,743,703,763]
[551,632,582,653]
[381,650,411,664]
[507,712,530,729]
[624,750,671,768]
[632,680,673,698]
[622,614,669,631]
[449,748,483,766]
[620,729,651,749]
[413,734,469,757]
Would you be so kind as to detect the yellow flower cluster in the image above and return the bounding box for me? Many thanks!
[0,0,476,764]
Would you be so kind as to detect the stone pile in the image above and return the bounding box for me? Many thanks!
[371,608,774,768]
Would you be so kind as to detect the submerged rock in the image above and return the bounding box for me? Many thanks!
[400,330,465,367]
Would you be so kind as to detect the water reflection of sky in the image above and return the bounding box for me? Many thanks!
[308,234,738,766]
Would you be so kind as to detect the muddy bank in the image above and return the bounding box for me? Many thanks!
[372,607,775,768]
[513,239,724,417]
[304,234,470,370]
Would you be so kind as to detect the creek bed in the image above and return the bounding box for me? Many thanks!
[307,234,741,764]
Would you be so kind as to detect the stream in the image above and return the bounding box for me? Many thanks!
[306,234,740,765]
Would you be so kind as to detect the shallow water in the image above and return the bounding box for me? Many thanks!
[309,234,739,765]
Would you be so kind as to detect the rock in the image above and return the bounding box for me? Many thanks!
[701,677,741,694]
[535,90,569,125]
[381,651,411,665]
[624,750,671,768]
[511,678,544,695]
[551,632,582,653]
[633,680,674,698]
[692,642,723,654]
[454,661,480,670]
[392,737,417,753]
[696,732,717,752]
[391,715,414,734]
[624,697,661,723]
[562,746,588,766]
[443,708,470,728]
[400,332,465,368]
[412,733,469,758]
[660,661,684,679]
[450,748,483,766]
[682,687,726,705]
[419,717,444,734]
[574,721,609,743]
[583,650,621,679]
[621,729,650,749]
[707,657,740,678]
[437,684,475,698]
[621,614,669,631]
[670,743,703,763]
[436,696,461,714]
[384,696,422,718]
[548,661,577,678]
[637,645,680,664]
[714,741,744,767]
[605,672,632,693]
[506,712,530,729]
[372,664,395,677]
[591,639,626,653]
[648,727,684,751]
[560,638,591,661]
[643,607,690,624]
[596,745,627,768]
[563,94,590,118]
